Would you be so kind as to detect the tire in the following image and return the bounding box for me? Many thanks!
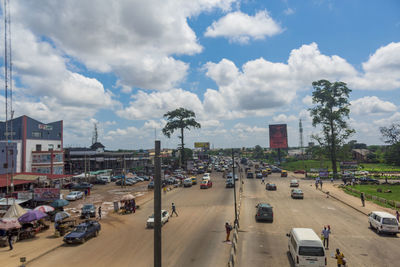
[369,222,373,229]
[376,227,380,235]
[95,230,99,237]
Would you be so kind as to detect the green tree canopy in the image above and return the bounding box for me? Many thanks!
[162,108,201,169]
[309,80,354,177]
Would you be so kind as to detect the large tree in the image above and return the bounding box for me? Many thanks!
[162,108,201,169]
[380,123,400,165]
[309,80,354,178]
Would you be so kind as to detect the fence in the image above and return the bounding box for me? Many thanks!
[346,187,400,208]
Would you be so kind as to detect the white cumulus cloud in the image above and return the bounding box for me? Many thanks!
[351,96,397,115]
[204,10,283,44]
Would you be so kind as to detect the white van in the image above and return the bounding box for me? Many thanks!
[287,228,326,267]
[98,175,110,183]
[368,211,399,235]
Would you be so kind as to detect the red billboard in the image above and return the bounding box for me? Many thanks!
[269,124,288,149]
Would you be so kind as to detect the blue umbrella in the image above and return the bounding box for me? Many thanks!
[55,211,70,222]
[51,199,69,208]
[18,210,47,223]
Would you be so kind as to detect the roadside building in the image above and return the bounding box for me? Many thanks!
[64,143,152,175]
[0,115,63,175]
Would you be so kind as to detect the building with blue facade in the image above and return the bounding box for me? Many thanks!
[0,115,63,175]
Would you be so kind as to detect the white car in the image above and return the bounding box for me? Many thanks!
[183,178,192,187]
[290,179,299,187]
[203,173,211,180]
[146,210,170,228]
[66,191,84,201]
[368,211,399,235]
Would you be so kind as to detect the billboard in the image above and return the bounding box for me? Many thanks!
[34,188,60,201]
[194,142,210,149]
[269,124,288,149]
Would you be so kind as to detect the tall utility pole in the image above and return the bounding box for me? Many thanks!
[154,141,161,267]
[299,119,305,168]
[4,0,14,197]
[232,149,238,227]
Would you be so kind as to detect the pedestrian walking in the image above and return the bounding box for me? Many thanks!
[361,192,365,207]
[225,222,233,242]
[321,226,331,249]
[84,189,88,198]
[315,179,319,189]
[320,180,323,190]
[7,231,13,250]
[171,202,178,217]
[132,198,136,213]
[331,177,333,183]
[261,177,265,184]
[98,206,102,220]
[396,210,399,222]
[334,248,346,266]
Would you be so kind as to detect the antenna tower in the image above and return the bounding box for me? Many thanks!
[4,0,14,195]
[299,119,304,154]
[92,123,98,145]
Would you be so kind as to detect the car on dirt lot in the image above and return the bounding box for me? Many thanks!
[66,191,84,201]
[266,183,277,191]
[291,189,304,199]
[226,178,234,188]
[63,220,101,244]
[72,182,93,190]
[146,210,170,228]
[81,204,96,218]
[290,179,299,187]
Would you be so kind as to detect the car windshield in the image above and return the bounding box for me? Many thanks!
[382,218,398,225]
[83,205,93,209]
[75,226,87,233]
[299,246,325,256]
[291,180,297,183]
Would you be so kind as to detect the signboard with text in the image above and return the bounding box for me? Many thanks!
[34,188,60,201]
[269,124,288,149]
[194,142,210,149]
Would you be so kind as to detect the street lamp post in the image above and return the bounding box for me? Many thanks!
[232,149,238,228]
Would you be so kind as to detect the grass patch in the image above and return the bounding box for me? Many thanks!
[281,160,332,171]
[343,184,400,210]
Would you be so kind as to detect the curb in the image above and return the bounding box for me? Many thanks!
[320,188,369,216]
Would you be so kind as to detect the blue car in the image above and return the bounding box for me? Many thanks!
[63,220,101,244]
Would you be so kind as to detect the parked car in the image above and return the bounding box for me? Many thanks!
[368,211,399,235]
[200,179,212,189]
[116,179,133,186]
[226,178,234,188]
[81,204,96,218]
[266,183,277,191]
[294,170,305,174]
[63,220,101,244]
[62,182,77,189]
[255,203,273,222]
[291,189,304,199]
[183,178,193,187]
[66,191,84,201]
[247,172,254,179]
[146,210,170,228]
[147,181,155,189]
[290,179,299,187]
[358,177,380,185]
[93,179,107,185]
[72,182,93,190]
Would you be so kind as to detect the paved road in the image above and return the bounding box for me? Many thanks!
[29,172,235,267]
[237,172,400,267]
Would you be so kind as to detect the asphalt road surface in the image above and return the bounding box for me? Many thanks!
[29,172,235,267]
[237,172,400,267]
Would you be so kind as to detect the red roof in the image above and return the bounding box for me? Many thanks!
[0,173,73,188]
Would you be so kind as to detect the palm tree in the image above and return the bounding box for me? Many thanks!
[162,108,201,169]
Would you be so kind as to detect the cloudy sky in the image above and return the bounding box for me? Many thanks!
[1,0,399,150]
